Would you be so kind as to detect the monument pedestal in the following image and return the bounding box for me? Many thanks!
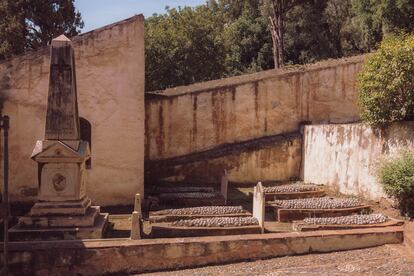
[10,35,109,241]
[9,212,108,241]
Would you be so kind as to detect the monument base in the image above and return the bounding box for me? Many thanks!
[30,197,92,216]
[9,213,109,241]
[9,196,109,241]
[19,206,101,228]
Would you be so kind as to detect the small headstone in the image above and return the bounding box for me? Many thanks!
[130,211,141,240]
[221,169,229,205]
[253,182,265,233]
[134,193,142,218]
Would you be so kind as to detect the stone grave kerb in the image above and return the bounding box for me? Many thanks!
[253,182,265,234]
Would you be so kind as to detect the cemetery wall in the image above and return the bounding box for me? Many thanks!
[146,55,365,183]
[303,121,414,201]
[0,15,145,206]
[146,132,302,185]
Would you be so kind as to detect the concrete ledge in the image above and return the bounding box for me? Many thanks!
[146,55,366,97]
[404,221,414,252]
[0,226,403,275]
[150,224,262,238]
[293,218,404,232]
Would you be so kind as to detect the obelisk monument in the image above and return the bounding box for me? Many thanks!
[9,35,108,240]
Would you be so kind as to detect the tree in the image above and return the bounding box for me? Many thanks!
[145,6,226,91]
[267,0,285,68]
[221,2,273,76]
[0,0,83,60]
[283,0,335,64]
[145,0,414,91]
[351,0,414,53]
[324,0,352,57]
[263,0,314,68]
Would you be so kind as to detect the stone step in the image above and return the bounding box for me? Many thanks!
[18,206,101,228]
[9,213,109,241]
[30,197,91,216]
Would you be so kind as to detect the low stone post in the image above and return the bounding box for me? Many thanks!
[221,169,229,205]
[130,211,141,240]
[253,182,265,234]
[134,193,142,215]
[131,193,142,240]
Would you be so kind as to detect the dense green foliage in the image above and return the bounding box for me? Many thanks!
[357,35,414,125]
[1,0,413,91]
[146,0,414,91]
[0,0,83,59]
[378,152,414,217]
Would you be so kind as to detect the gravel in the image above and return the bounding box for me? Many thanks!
[154,206,248,216]
[303,213,389,225]
[171,217,259,227]
[270,197,362,209]
[263,184,322,193]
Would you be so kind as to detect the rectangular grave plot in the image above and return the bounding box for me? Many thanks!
[293,218,404,232]
[274,205,372,222]
[149,212,252,223]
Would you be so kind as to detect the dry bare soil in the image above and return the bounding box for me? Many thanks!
[141,245,414,276]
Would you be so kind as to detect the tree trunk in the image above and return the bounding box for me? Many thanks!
[269,0,284,68]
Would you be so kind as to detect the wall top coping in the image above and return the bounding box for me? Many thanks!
[146,54,367,99]
[2,226,403,251]
[0,14,144,65]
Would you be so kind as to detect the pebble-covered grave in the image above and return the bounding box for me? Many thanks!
[251,182,326,201]
[145,181,402,238]
[150,206,251,222]
[269,196,372,222]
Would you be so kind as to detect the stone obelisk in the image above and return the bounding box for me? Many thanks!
[9,35,108,240]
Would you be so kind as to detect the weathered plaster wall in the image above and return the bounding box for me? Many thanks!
[147,133,301,185]
[146,55,364,161]
[303,122,414,201]
[0,16,145,206]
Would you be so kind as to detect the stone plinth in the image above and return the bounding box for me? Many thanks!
[10,34,108,240]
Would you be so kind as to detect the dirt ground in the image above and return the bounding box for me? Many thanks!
[140,245,414,276]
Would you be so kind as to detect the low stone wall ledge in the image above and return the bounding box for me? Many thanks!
[0,226,403,275]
